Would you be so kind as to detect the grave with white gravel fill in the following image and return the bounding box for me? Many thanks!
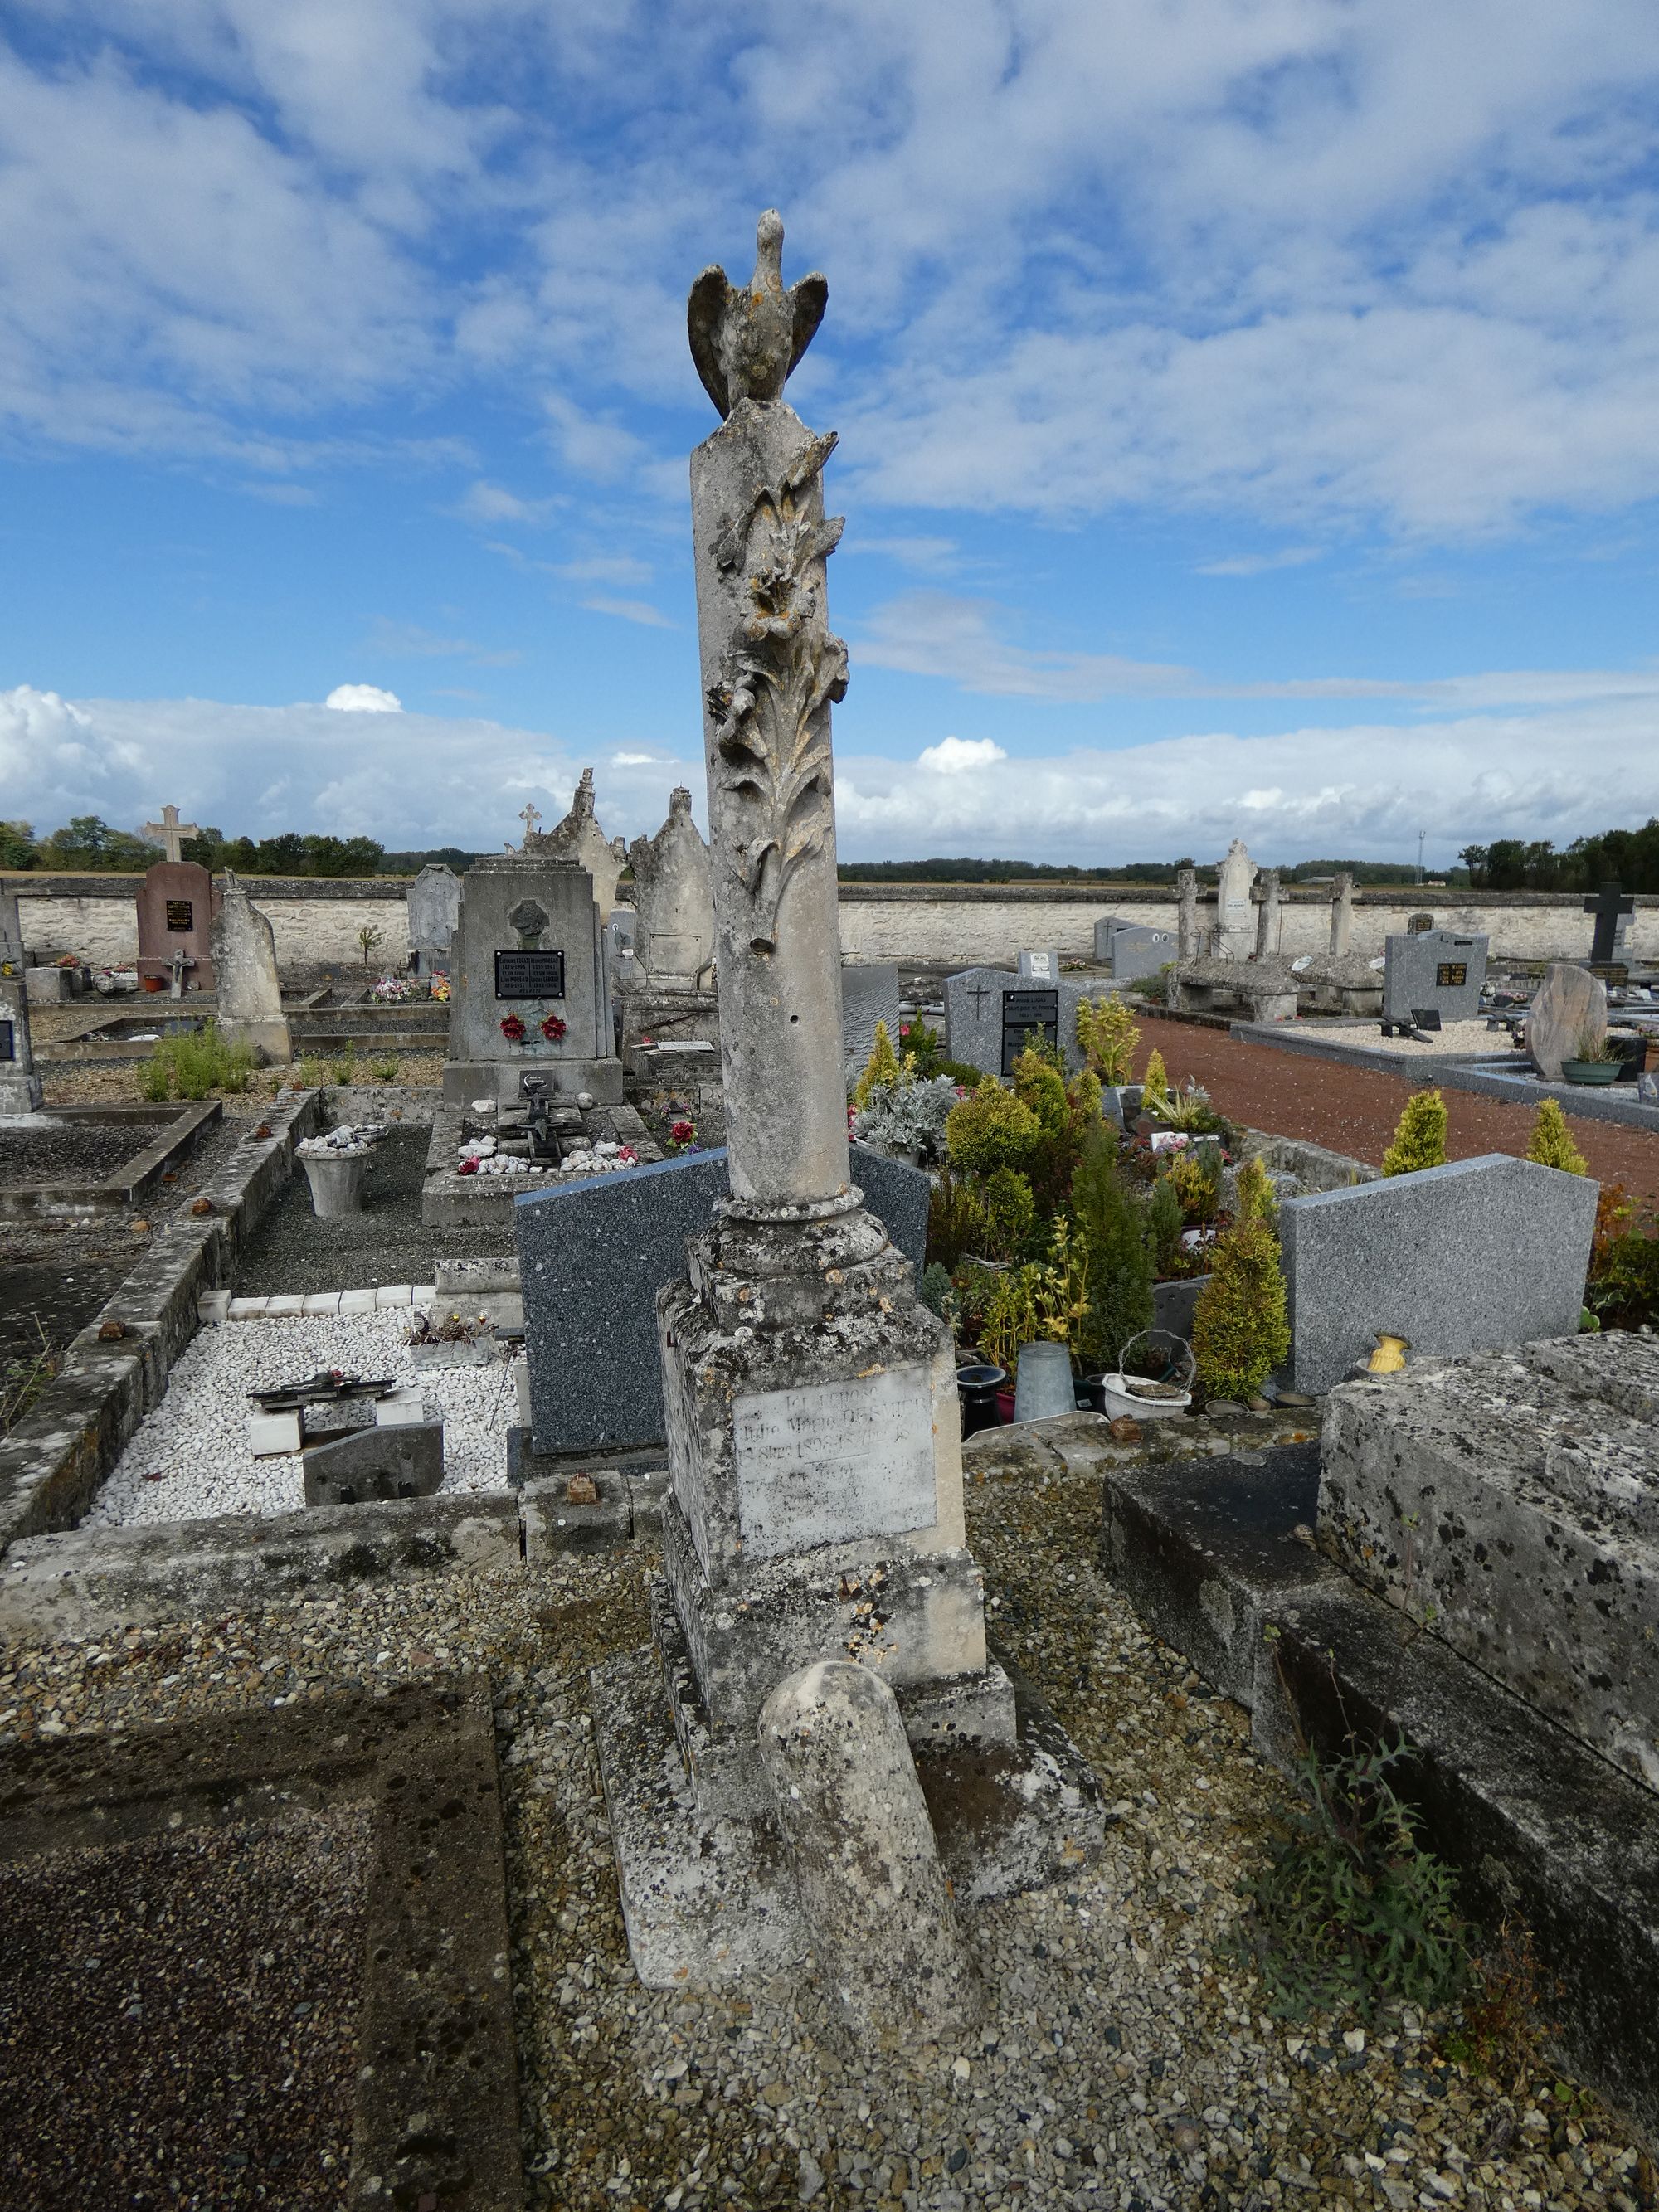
[85,1311,518,1527]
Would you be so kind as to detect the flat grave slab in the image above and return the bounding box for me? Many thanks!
[0,1101,221,1218]
[0,1682,521,2209]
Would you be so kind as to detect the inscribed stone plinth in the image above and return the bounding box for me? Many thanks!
[841,960,902,1074]
[135,862,218,992]
[212,876,289,1062]
[1280,1153,1598,1393]
[1093,916,1176,983]
[443,852,620,1106]
[407,864,461,976]
[1321,1333,1659,1793]
[0,977,42,1114]
[513,1144,929,1456]
[1215,839,1256,958]
[1526,961,1608,1082]
[1382,928,1488,1025]
[302,1419,443,1507]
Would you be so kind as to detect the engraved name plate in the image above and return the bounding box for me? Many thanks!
[732,1366,937,1558]
[494,948,566,999]
[164,898,194,932]
[0,1019,12,1062]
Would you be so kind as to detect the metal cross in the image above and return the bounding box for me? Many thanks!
[143,803,200,865]
[1584,880,1635,965]
[518,801,542,844]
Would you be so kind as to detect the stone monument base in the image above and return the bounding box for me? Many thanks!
[592,1607,1105,1989]
[220,1017,291,1063]
[441,1053,623,1107]
[0,1071,43,1116]
[618,981,719,1058]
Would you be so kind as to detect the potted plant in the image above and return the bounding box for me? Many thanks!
[1562,1023,1623,1087]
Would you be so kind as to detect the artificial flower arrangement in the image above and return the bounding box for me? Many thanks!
[371,974,418,1003]
[429,971,450,1002]
[540,1012,567,1042]
[499,1013,527,1042]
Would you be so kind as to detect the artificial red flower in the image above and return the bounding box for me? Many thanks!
[670,1119,695,1143]
[540,1011,567,1043]
[499,1014,526,1042]
[457,1156,480,1175]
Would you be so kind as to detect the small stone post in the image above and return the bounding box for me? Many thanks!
[1254,868,1282,959]
[757,1661,982,2043]
[0,976,43,1114]
[1330,872,1354,957]
[1175,868,1198,963]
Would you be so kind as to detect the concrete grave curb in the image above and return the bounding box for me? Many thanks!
[0,1680,523,2208]
[0,1100,222,1219]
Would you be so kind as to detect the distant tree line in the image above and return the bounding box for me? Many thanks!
[1459,822,1659,893]
[0,815,390,876]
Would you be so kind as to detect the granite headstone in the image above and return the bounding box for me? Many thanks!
[513,1143,930,1456]
[1280,1153,1598,1393]
[1525,961,1608,1082]
[1381,928,1488,1026]
[1093,916,1176,984]
[135,860,219,993]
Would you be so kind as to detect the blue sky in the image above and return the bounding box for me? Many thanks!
[5,1,1659,867]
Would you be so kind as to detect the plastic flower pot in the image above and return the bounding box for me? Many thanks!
[955,1362,1007,1438]
[1560,1058,1620,1086]
[1092,1330,1195,1421]
[301,1152,370,1218]
[995,1388,1016,1424]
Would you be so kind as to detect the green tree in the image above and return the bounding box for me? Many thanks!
[1381,1090,1449,1178]
[854,1018,902,1107]
[945,1082,1041,1176]
[1071,1124,1154,1371]
[254,832,308,874]
[1525,1098,1588,1176]
[0,819,37,869]
[1192,1217,1291,1402]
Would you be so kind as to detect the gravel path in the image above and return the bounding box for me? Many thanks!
[1141,1015,1659,1202]
[3,1443,1647,2210]
[86,1312,518,1524]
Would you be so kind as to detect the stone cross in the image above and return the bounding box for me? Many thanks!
[1254,868,1282,959]
[518,802,542,847]
[143,804,199,865]
[1175,867,1198,963]
[1584,880,1635,966]
[1330,871,1354,957]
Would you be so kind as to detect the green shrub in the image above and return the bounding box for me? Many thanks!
[901,1017,943,1075]
[1076,994,1139,1084]
[372,1057,399,1084]
[329,1051,358,1086]
[1525,1097,1588,1175]
[945,1082,1040,1176]
[1192,1216,1291,1400]
[1147,1173,1185,1278]
[1166,1144,1222,1223]
[1071,1124,1154,1372]
[298,1055,325,1090]
[139,1048,173,1101]
[1141,1048,1170,1110]
[981,1164,1037,1262]
[927,1170,990,1272]
[937,1057,990,1088]
[919,1262,956,1330]
[853,1019,902,1106]
[1382,1088,1448,1177]
[1234,1154,1279,1229]
[140,1020,255,1100]
[1586,1186,1659,1330]
[1241,1733,1465,2021]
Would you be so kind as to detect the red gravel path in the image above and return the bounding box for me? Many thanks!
[1139,1014,1659,1204]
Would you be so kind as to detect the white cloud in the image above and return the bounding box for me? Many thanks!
[455,480,557,527]
[1196,547,1325,578]
[612,750,665,766]
[557,554,654,586]
[917,736,1009,773]
[580,596,674,630]
[857,593,1192,702]
[325,683,402,712]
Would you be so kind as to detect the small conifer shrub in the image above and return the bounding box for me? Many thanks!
[945,1082,1041,1176]
[854,1019,902,1108]
[1141,1047,1170,1109]
[1381,1088,1449,1178]
[1525,1097,1588,1176]
[1192,1215,1291,1401]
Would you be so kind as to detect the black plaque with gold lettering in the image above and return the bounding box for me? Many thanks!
[1435,962,1467,988]
[495,949,565,1000]
[165,898,194,932]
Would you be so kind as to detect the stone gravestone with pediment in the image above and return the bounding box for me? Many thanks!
[527,767,629,921]
[136,863,219,994]
[617,787,719,1063]
[407,863,461,978]
[443,836,621,1106]
[1215,839,1256,957]
[1382,928,1488,1028]
[0,976,43,1114]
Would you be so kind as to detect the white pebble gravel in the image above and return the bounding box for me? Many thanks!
[85,1312,518,1527]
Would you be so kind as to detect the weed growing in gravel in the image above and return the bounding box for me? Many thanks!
[139,1023,256,1101]
[298,1055,325,1089]
[1240,1729,1465,2021]
[371,1057,398,1083]
[329,1051,358,1085]
[1,1320,59,1437]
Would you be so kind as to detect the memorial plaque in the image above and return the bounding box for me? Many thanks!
[0,1019,12,1062]
[494,948,566,1000]
[732,1366,937,1558]
[1436,962,1467,989]
[164,899,194,933]
[1001,987,1059,1075]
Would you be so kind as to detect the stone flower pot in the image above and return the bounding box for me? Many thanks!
[301,1152,371,1218]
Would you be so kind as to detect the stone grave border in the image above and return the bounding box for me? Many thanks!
[0,1100,222,1219]
[45,986,334,1062]
[1228,1016,1659,1131]
[421,1098,663,1227]
[0,1085,324,1554]
[1081,1421,1659,2142]
[0,1679,523,2209]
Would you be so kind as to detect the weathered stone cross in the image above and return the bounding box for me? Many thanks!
[518,801,542,845]
[143,804,199,865]
[1584,879,1635,966]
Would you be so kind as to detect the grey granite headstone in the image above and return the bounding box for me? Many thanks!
[514,1144,930,1454]
[1280,1153,1598,1393]
[841,960,902,1075]
[1381,928,1488,1024]
[1092,916,1176,984]
[444,848,620,1105]
[944,966,1090,1077]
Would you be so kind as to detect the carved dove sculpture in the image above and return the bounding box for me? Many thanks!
[687,209,827,419]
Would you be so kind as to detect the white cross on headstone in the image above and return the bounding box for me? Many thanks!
[142,804,199,865]
[518,801,542,845]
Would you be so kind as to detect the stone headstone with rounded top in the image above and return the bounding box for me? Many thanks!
[1525,961,1607,1082]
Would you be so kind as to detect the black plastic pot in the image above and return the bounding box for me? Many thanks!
[956,1363,1007,1438]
